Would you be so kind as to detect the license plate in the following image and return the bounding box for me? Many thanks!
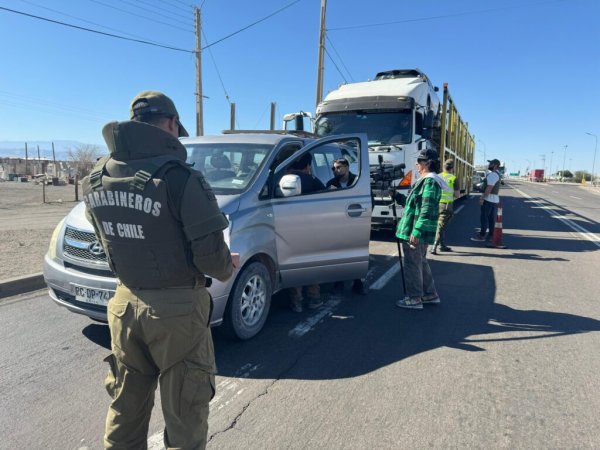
[72,284,113,306]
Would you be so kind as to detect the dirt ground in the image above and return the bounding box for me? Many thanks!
[0,180,80,280]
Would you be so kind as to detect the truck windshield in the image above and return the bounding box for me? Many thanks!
[184,143,271,194]
[315,110,412,145]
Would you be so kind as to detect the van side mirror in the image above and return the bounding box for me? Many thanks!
[278,174,302,197]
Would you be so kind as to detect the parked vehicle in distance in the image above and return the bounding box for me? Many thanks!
[529,169,545,182]
[44,132,372,340]
[472,170,486,192]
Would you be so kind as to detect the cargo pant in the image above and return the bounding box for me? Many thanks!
[401,242,436,299]
[104,284,216,450]
[435,202,454,246]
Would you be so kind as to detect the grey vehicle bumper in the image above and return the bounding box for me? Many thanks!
[43,254,230,326]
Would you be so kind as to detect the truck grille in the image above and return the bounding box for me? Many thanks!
[63,226,108,263]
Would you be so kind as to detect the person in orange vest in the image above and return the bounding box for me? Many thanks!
[432,159,460,254]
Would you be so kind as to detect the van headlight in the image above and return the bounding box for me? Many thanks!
[47,218,65,261]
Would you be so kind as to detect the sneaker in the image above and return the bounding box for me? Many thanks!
[290,298,303,313]
[422,293,441,304]
[439,245,452,252]
[431,245,438,255]
[470,234,486,242]
[307,297,323,309]
[395,296,423,310]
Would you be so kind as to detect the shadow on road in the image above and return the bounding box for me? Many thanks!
[457,189,599,253]
[82,323,111,350]
[213,259,600,380]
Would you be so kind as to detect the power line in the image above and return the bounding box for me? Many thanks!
[325,34,353,82]
[324,47,347,84]
[118,0,193,27]
[168,0,195,9]
[132,0,192,21]
[17,0,172,45]
[86,0,194,33]
[202,0,302,50]
[327,0,566,31]
[0,6,194,53]
[1,1,304,55]
[202,29,233,106]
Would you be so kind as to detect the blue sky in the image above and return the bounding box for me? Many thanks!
[1,0,599,175]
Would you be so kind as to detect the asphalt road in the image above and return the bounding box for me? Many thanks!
[1,180,599,449]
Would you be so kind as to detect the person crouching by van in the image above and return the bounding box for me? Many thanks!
[395,149,443,310]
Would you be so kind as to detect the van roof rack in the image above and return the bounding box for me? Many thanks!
[221,129,318,139]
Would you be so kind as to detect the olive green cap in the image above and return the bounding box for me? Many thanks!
[130,90,189,137]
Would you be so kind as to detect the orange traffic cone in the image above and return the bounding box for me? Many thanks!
[487,202,507,249]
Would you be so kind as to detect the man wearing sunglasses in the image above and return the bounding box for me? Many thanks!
[326,158,357,189]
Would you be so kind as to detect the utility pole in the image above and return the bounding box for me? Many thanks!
[230,103,236,131]
[549,151,554,179]
[25,142,29,176]
[315,0,327,108]
[477,139,487,166]
[270,102,276,131]
[586,132,597,185]
[562,144,568,181]
[539,154,546,180]
[195,6,203,136]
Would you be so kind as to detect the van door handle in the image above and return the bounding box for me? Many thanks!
[347,204,367,217]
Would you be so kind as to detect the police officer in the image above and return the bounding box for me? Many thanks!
[432,159,460,254]
[82,91,237,450]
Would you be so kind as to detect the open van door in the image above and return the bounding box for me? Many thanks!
[272,134,371,287]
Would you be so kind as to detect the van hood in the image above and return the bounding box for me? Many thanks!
[68,194,241,231]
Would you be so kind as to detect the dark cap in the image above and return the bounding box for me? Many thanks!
[487,158,501,166]
[416,149,439,162]
[130,90,189,137]
[444,159,455,169]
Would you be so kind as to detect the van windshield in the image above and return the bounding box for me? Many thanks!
[315,110,413,145]
[184,143,271,194]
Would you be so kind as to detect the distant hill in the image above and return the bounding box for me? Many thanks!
[0,140,108,160]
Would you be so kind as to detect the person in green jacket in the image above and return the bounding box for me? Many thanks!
[395,149,443,310]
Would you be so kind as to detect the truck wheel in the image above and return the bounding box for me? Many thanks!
[222,261,272,340]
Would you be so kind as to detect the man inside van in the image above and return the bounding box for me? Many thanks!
[287,152,326,193]
[326,158,357,189]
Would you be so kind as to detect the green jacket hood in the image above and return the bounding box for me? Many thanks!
[102,120,187,162]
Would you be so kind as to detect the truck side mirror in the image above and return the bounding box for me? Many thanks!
[421,110,435,139]
[278,174,302,197]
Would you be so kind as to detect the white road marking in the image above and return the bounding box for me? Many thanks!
[514,187,600,248]
[148,431,164,450]
[288,297,342,338]
[569,195,582,200]
[552,191,559,194]
[454,205,464,215]
[369,263,400,290]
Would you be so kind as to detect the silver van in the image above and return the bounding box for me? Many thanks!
[44,132,371,339]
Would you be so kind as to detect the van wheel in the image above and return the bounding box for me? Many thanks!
[222,261,272,340]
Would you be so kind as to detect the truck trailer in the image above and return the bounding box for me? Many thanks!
[529,169,544,182]
[285,69,475,228]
